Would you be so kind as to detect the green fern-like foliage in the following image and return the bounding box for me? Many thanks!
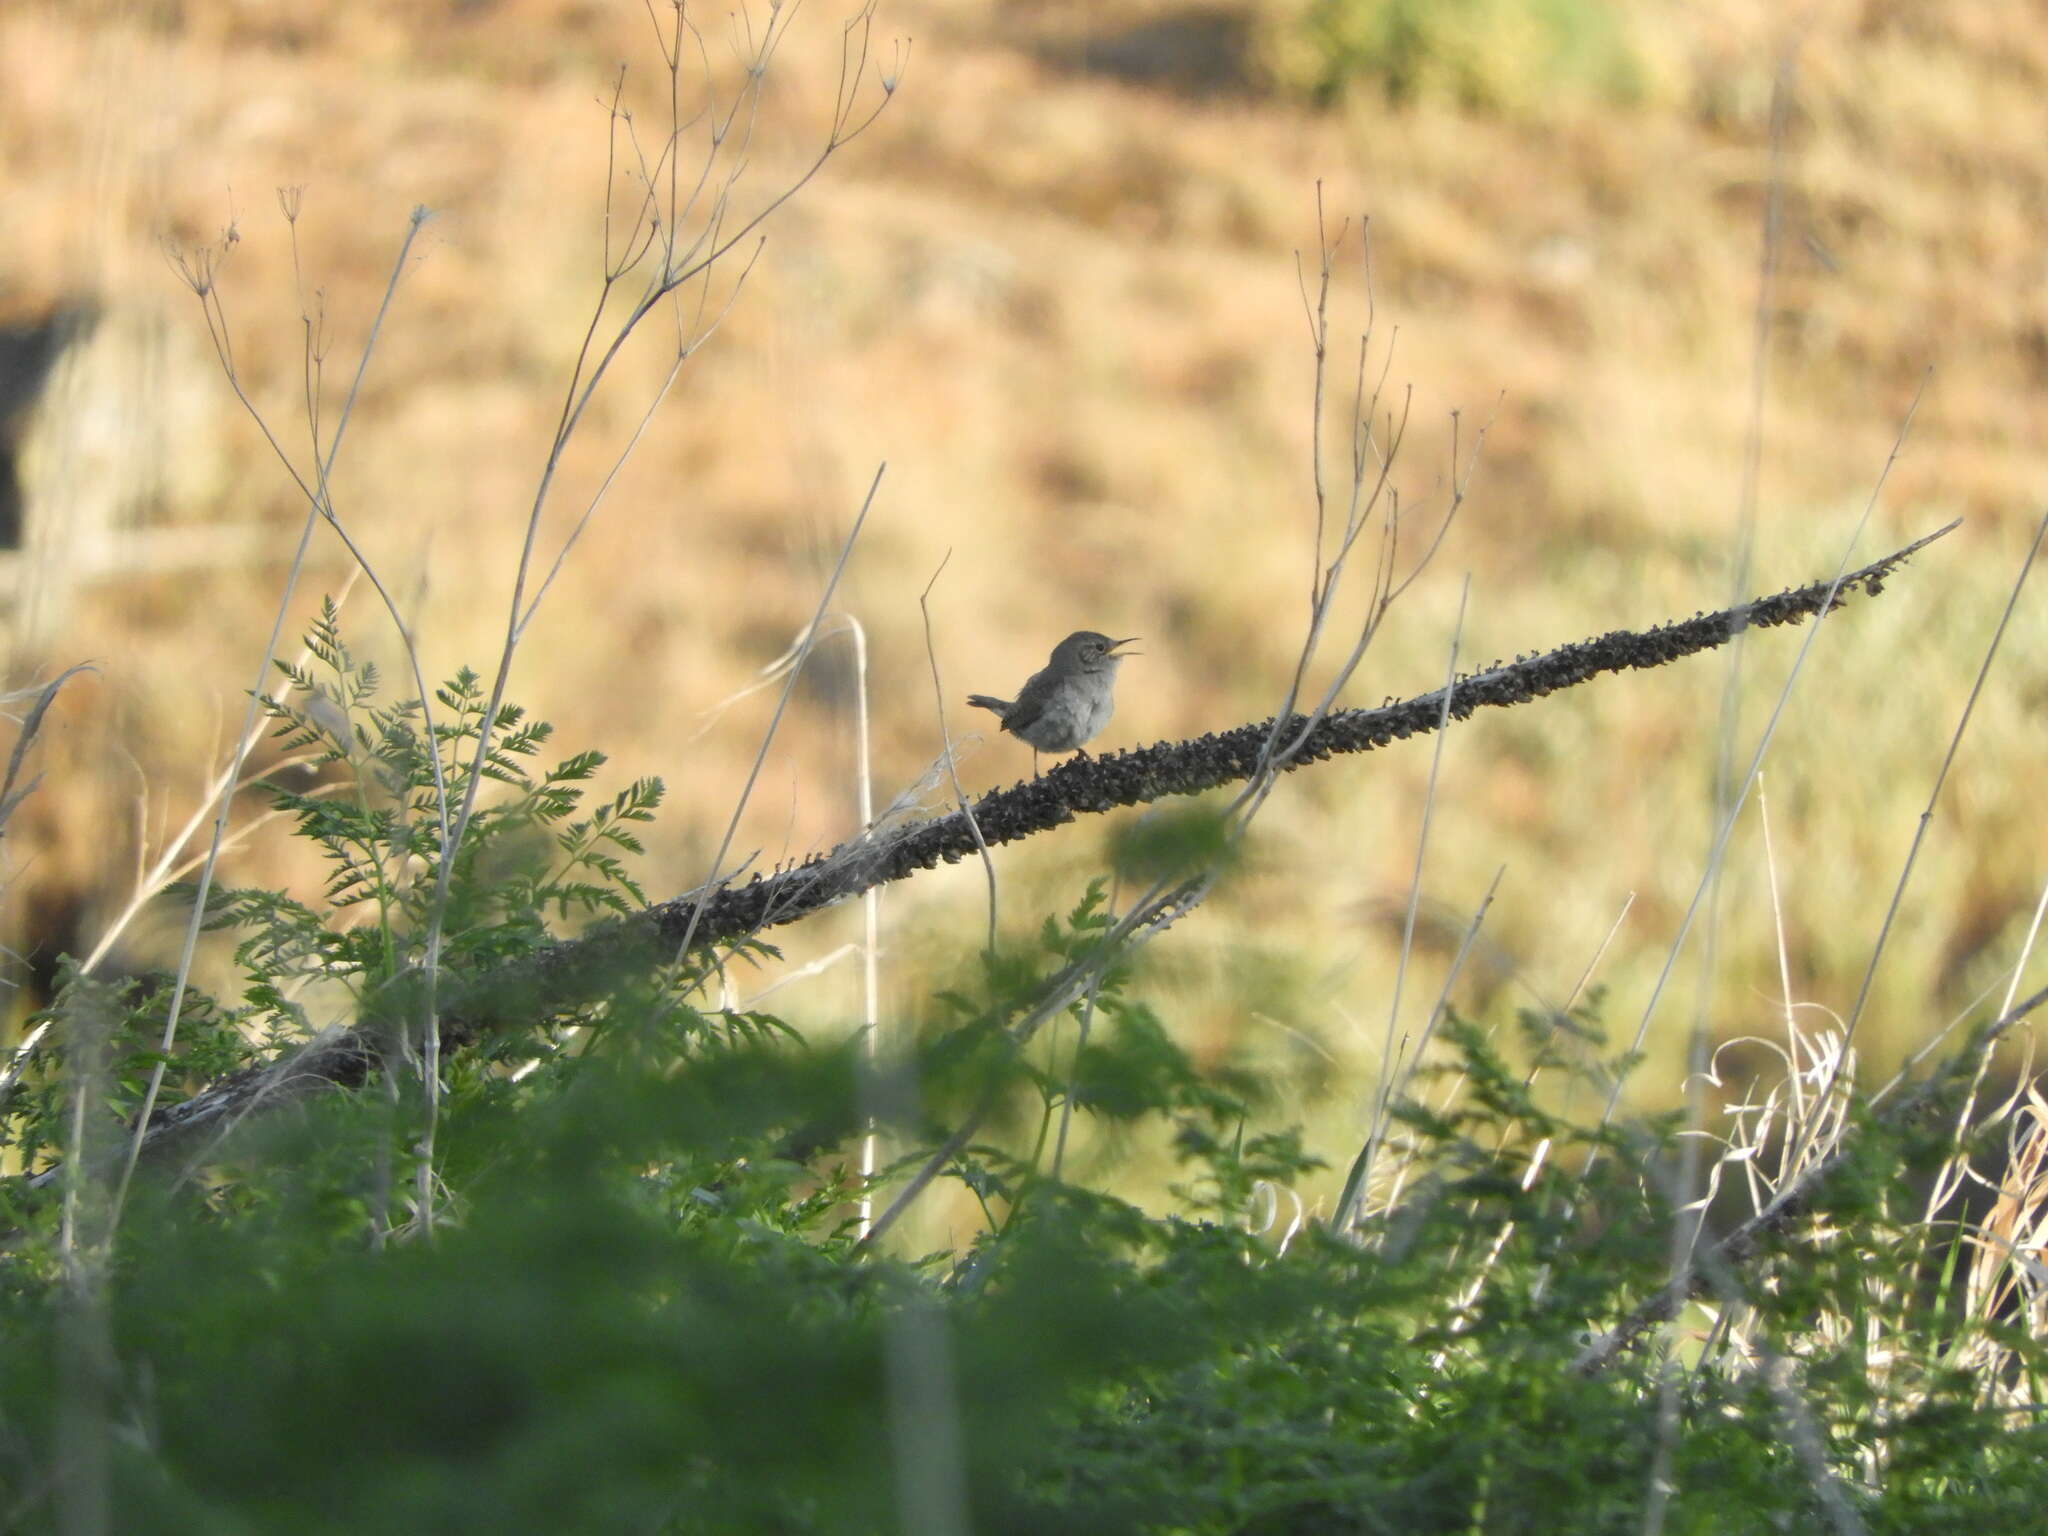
[2,603,668,1178]
[250,599,661,969]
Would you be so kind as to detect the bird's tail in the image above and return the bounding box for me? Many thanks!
[965,694,1009,715]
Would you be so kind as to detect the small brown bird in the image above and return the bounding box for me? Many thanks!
[968,630,1138,772]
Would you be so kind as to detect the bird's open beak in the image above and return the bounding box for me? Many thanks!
[1108,636,1141,657]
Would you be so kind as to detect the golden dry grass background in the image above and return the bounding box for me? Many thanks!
[4,0,2047,1208]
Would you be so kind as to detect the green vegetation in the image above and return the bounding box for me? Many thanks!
[5,5,2046,1529]
[1267,0,1648,113]
[2,635,2046,1531]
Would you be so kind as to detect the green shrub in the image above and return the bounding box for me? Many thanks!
[1265,0,1648,114]
[5,619,2048,1530]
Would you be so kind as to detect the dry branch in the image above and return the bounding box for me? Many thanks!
[628,519,1952,951]
[37,521,1955,1183]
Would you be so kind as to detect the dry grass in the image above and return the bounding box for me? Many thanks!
[5,0,2048,1220]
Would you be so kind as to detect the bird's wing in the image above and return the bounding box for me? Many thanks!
[1004,698,1043,732]
[1001,675,1049,732]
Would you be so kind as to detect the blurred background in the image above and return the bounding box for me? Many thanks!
[3,0,2045,1214]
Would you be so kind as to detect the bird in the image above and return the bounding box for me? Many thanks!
[967,630,1138,773]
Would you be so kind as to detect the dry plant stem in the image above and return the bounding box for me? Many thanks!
[1573,975,2048,1377]
[1293,183,1354,610]
[1918,917,2048,1224]
[1758,779,1802,1061]
[1050,959,1106,1184]
[841,614,883,1237]
[1639,69,1799,1476]
[1962,1096,2048,1345]
[1258,401,1480,807]
[918,553,998,954]
[182,206,454,880]
[461,0,896,935]
[1750,781,1863,1219]
[1993,878,2048,1031]
[1372,867,1506,1245]
[413,6,897,1226]
[1314,398,1484,707]
[1336,577,1471,1231]
[1870,977,2006,1113]
[111,213,432,1229]
[1575,380,1932,1201]
[669,467,881,969]
[1234,209,1468,872]
[1568,895,1635,1017]
[665,606,883,1213]
[186,206,455,1234]
[508,2,893,637]
[252,210,462,966]
[1824,506,2048,1080]
[44,527,1951,1191]
[1517,892,1638,1150]
[521,254,762,624]
[1265,212,1395,777]
[1884,510,2048,1235]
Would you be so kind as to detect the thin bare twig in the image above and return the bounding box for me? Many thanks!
[119,212,435,1230]
[1578,376,1933,1194]
[670,467,883,968]
[917,554,998,954]
[1336,576,1471,1230]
